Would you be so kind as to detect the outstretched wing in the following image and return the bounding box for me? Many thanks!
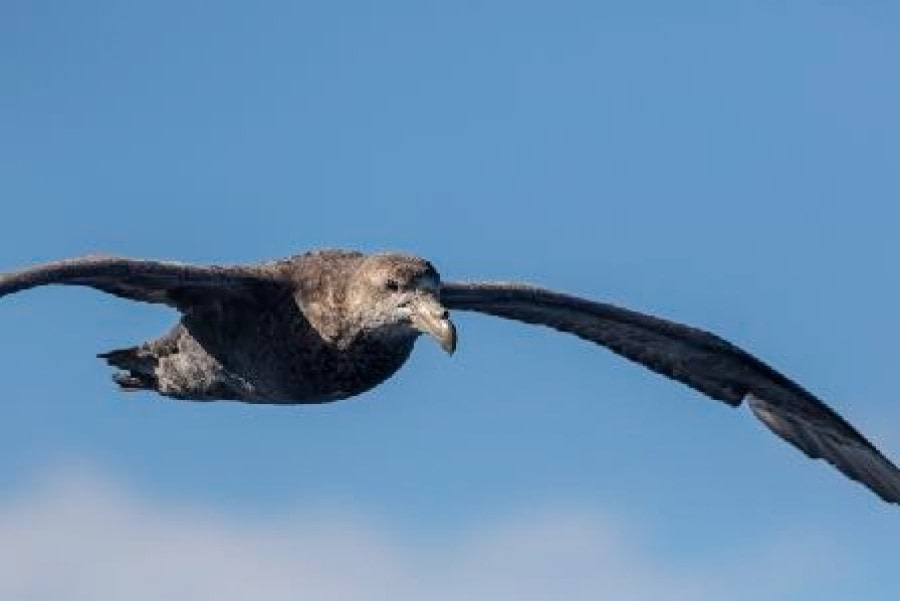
[0,255,284,310]
[441,281,900,504]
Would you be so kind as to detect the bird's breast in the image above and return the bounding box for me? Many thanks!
[275,335,415,403]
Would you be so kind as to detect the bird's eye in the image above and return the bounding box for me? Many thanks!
[385,279,400,291]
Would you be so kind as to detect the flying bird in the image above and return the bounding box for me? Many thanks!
[1,249,898,505]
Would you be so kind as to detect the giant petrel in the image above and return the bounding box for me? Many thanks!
[1,249,898,504]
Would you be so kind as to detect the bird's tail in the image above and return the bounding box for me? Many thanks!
[98,345,159,391]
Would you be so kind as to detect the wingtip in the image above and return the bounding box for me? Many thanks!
[747,394,900,507]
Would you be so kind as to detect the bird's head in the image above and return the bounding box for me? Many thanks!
[346,253,457,354]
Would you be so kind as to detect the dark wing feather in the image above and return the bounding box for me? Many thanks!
[441,281,900,504]
[0,256,283,310]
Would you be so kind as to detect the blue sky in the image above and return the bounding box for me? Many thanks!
[2,1,899,598]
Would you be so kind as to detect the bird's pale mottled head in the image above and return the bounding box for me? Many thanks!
[348,253,456,353]
[361,253,440,293]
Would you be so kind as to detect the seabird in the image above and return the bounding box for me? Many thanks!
[1,249,898,504]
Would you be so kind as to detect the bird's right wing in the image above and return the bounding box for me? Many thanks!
[441,281,900,504]
[0,255,286,310]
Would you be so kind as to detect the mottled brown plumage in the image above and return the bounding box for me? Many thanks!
[1,249,898,505]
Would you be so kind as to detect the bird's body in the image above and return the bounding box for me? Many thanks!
[101,288,414,403]
[2,248,899,506]
[102,250,429,402]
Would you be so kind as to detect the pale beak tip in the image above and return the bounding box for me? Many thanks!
[440,320,457,355]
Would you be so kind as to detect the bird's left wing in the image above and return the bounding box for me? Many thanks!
[0,256,284,310]
[440,281,900,504]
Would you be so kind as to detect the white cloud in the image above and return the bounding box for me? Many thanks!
[0,466,840,601]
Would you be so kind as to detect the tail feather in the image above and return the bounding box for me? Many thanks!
[98,346,158,391]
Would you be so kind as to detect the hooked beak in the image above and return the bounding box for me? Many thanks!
[410,297,457,355]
